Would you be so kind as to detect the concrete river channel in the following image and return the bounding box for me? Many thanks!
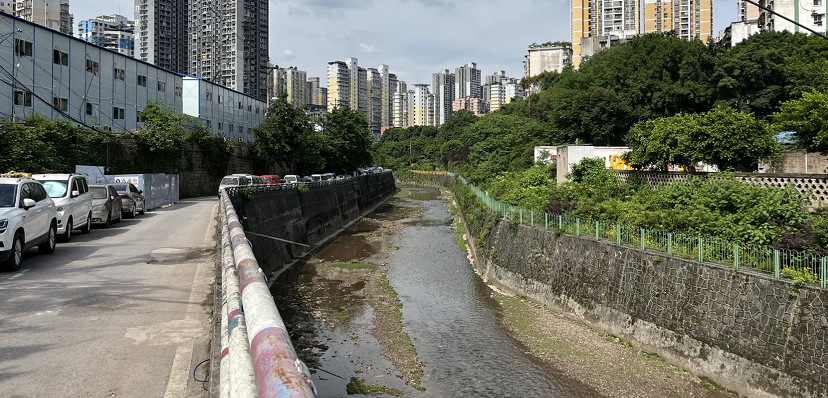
[270,185,592,397]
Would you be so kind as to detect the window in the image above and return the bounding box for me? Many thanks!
[113,67,125,81]
[815,0,823,5]
[206,91,212,101]
[815,13,824,26]
[157,81,166,92]
[256,107,259,114]
[248,104,252,112]
[85,59,99,75]
[206,120,212,128]
[53,96,68,112]
[218,94,222,104]
[229,124,234,132]
[238,101,242,109]
[137,75,147,87]
[86,103,93,115]
[113,107,125,120]
[53,49,68,66]
[175,85,182,96]
[218,122,223,130]
[19,183,32,206]
[14,90,32,106]
[32,184,48,202]
[15,39,32,57]
[239,125,243,135]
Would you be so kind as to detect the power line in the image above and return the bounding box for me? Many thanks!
[742,0,828,41]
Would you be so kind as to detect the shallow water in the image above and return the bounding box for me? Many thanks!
[272,186,587,397]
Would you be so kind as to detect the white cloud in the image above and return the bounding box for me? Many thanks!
[282,49,296,60]
[358,43,376,53]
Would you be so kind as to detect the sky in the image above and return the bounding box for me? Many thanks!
[72,0,738,87]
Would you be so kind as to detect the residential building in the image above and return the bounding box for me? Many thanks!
[579,35,628,61]
[571,0,638,67]
[392,80,408,128]
[78,14,134,56]
[408,84,434,127]
[327,60,349,110]
[455,62,481,99]
[0,11,264,141]
[452,97,488,117]
[285,67,306,108]
[524,45,572,80]
[307,77,321,106]
[188,0,268,100]
[13,0,72,35]
[432,69,455,126]
[758,0,826,34]
[643,0,713,41]
[739,0,760,22]
[135,0,187,73]
[0,2,12,13]
[366,68,382,139]
[378,64,395,128]
[305,104,326,119]
[719,19,760,48]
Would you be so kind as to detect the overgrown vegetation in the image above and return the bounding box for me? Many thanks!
[0,102,233,179]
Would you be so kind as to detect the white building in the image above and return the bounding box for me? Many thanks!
[524,45,572,79]
[77,14,134,56]
[408,84,434,127]
[455,62,481,100]
[758,0,826,34]
[14,0,72,35]
[392,80,408,128]
[0,12,264,141]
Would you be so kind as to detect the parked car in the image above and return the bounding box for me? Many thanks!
[321,173,336,181]
[31,173,92,242]
[260,175,281,185]
[218,175,251,197]
[310,174,322,182]
[301,176,312,183]
[89,184,122,228]
[232,174,263,185]
[282,175,299,185]
[0,177,57,270]
[112,183,145,219]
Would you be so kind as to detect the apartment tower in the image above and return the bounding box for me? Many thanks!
[78,14,134,56]
[455,62,481,99]
[432,69,455,126]
[643,0,713,41]
[757,0,825,33]
[571,0,638,67]
[135,0,188,73]
[392,80,408,128]
[366,68,382,139]
[14,0,73,35]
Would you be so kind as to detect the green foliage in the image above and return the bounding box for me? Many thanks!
[773,90,828,154]
[321,107,374,173]
[625,108,779,171]
[483,165,557,210]
[252,95,324,175]
[297,183,309,193]
[780,266,819,286]
[567,158,622,200]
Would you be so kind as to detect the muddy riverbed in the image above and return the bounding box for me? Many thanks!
[271,186,731,398]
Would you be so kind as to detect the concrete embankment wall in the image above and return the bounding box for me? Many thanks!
[457,194,828,397]
[229,172,396,276]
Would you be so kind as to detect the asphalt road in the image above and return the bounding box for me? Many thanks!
[0,198,218,398]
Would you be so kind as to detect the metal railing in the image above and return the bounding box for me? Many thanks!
[449,172,827,289]
[224,171,393,197]
[218,189,317,397]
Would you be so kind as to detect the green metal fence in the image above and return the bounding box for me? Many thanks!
[449,172,827,289]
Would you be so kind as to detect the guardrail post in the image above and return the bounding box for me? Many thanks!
[558,214,562,229]
[545,213,549,230]
[595,221,600,240]
[520,208,523,224]
[821,257,826,289]
[640,228,645,251]
[667,233,673,256]
[576,218,580,236]
[616,224,621,245]
[774,250,780,279]
[698,237,704,263]
[531,210,534,227]
[733,243,739,272]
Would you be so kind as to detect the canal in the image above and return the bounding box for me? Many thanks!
[271,185,590,397]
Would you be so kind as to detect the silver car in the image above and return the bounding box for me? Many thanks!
[89,184,123,228]
[112,183,145,219]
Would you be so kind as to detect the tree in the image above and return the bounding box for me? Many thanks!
[322,107,374,173]
[773,90,828,154]
[252,94,324,174]
[625,108,778,171]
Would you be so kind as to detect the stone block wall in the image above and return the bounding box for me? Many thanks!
[229,173,396,276]
[178,142,283,199]
[468,218,827,397]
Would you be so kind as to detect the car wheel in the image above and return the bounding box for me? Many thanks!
[126,205,136,219]
[81,212,92,234]
[104,212,111,228]
[138,203,145,215]
[3,232,24,271]
[38,223,56,255]
[115,209,122,223]
[60,219,73,242]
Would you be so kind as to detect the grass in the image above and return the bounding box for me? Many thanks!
[345,377,402,396]
[495,293,585,359]
[325,262,377,270]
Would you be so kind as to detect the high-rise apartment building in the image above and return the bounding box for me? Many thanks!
[758,0,825,34]
[308,77,328,108]
[187,0,268,100]
[432,69,455,126]
[327,61,349,110]
[392,80,408,128]
[643,0,712,41]
[14,0,73,35]
[484,73,523,113]
[135,0,187,73]
[571,0,639,67]
[78,14,134,56]
[452,97,489,116]
[408,84,435,127]
[738,0,760,22]
[377,64,396,128]
[267,66,307,107]
[455,62,481,100]
[366,68,382,139]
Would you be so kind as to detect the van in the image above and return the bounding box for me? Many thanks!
[321,173,336,181]
[31,173,93,241]
[310,174,322,182]
[283,175,299,184]
[218,175,250,197]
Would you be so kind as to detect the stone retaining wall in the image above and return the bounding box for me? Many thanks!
[463,208,827,397]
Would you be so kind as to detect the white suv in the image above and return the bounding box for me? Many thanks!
[31,174,93,242]
[0,177,58,270]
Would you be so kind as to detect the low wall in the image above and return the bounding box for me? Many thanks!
[456,189,828,397]
[229,172,397,276]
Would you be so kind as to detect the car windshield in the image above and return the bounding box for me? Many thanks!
[112,184,128,193]
[41,180,68,198]
[221,177,238,185]
[90,186,107,199]
[261,177,272,183]
[0,184,16,207]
